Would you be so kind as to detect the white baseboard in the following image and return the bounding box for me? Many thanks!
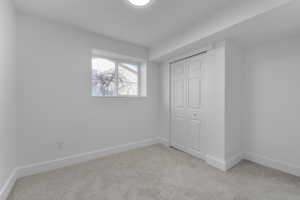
[205,155,227,171]
[206,152,300,176]
[205,154,243,171]
[158,138,170,146]
[186,149,206,161]
[225,153,244,170]
[0,169,17,200]
[17,138,159,178]
[245,153,300,177]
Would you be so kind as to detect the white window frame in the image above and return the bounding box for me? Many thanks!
[92,56,142,97]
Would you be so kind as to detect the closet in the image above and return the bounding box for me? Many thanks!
[170,42,242,171]
[171,53,206,159]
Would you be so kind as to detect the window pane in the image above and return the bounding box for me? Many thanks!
[92,58,117,96]
[118,63,138,96]
[92,80,116,96]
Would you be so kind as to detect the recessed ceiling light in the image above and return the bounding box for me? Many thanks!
[127,0,152,7]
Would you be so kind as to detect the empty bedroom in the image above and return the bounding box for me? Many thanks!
[1,0,300,199]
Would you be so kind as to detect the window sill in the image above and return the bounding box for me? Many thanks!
[91,96,149,103]
[92,96,149,100]
[92,96,148,98]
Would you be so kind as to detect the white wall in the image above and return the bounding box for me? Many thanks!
[225,42,242,161]
[158,62,170,143]
[17,14,160,166]
[204,43,226,163]
[242,36,300,173]
[0,0,16,195]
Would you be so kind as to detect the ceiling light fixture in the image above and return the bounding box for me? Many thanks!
[127,0,152,7]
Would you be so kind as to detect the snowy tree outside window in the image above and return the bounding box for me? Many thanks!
[92,57,140,97]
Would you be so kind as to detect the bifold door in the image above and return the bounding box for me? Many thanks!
[171,54,205,159]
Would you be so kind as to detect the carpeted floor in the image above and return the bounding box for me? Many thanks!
[8,144,300,200]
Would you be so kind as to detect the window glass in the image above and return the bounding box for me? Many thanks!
[92,58,117,96]
[91,57,141,97]
[118,63,138,96]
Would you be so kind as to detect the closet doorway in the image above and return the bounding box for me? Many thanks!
[170,52,206,159]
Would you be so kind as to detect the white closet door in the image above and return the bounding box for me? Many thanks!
[171,60,186,151]
[171,54,205,158]
[185,55,205,158]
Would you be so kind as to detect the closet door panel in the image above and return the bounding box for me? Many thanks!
[186,55,205,156]
[189,120,201,151]
[187,79,202,108]
[188,56,204,78]
[171,60,186,150]
[174,80,185,108]
[173,117,186,150]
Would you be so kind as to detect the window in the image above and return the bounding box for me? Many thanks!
[92,57,143,97]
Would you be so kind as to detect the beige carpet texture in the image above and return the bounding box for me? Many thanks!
[8,144,300,200]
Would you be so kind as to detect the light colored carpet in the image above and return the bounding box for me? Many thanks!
[8,144,300,200]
